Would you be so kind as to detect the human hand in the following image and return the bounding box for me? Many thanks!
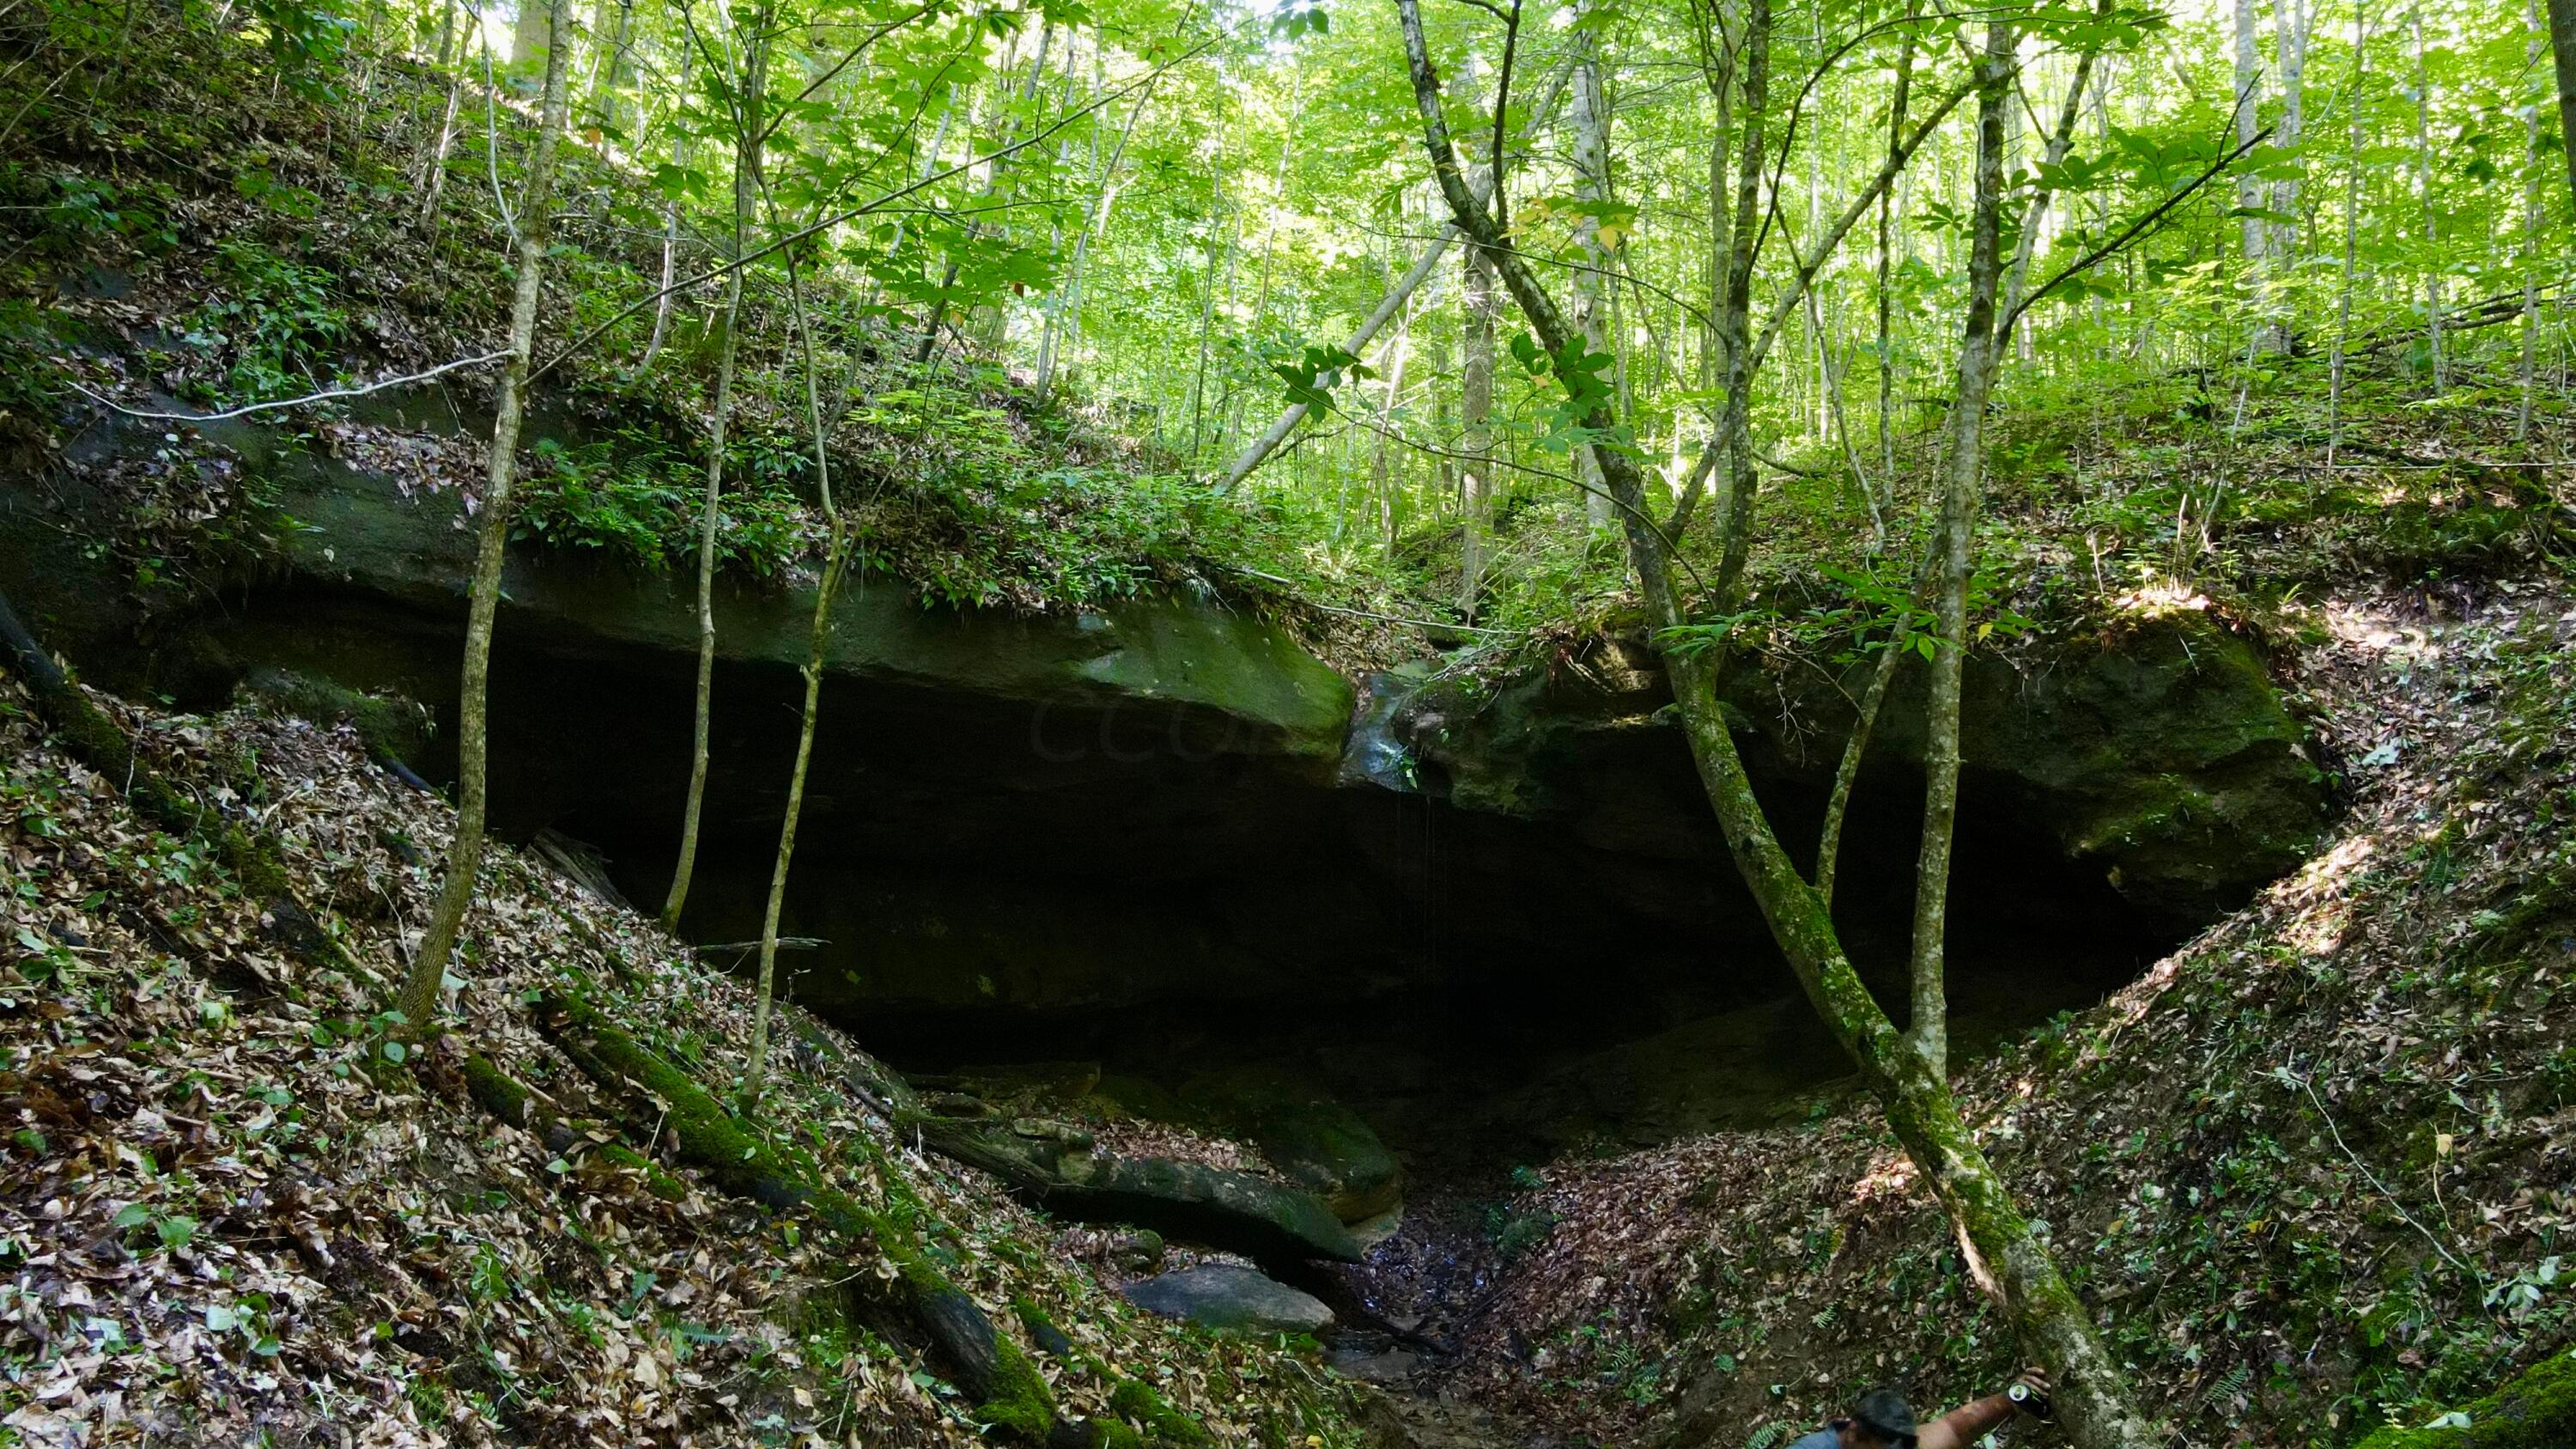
[2007,1368,2052,1417]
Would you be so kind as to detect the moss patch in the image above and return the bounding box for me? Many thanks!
[2357,1348,2576,1448]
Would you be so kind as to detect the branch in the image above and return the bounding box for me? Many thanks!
[528,34,1220,385]
[1219,564,1523,636]
[1666,76,1975,535]
[68,352,512,423]
[1314,391,1712,596]
[2003,125,2273,336]
[756,3,941,147]
[1491,0,1521,234]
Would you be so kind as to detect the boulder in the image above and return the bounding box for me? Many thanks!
[1121,1265,1333,1336]
[917,1116,1364,1264]
[1176,1068,1405,1226]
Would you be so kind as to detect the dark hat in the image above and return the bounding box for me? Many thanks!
[1850,1389,1918,1444]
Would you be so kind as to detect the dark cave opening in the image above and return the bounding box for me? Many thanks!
[203,583,2179,1184]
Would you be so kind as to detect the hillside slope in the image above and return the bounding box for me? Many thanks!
[0,661,1374,1446]
[1425,584,2576,1448]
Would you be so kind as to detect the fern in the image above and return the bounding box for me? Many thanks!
[1747,1423,1789,1449]
[2198,1363,2251,1414]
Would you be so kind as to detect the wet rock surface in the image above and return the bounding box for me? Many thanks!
[1122,1264,1335,1336]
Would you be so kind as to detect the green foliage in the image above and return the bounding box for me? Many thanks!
[2355,1348,2576,1449]
[183,239,349,404]
[0,167,178,259]
[244,0,355,96]
[1482,1199,1557,1264]
[513,433,812,575]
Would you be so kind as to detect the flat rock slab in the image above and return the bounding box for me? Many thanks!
[1327,1346,1422,1384]
[920,1118,1365,1263]
[1121,1265,1334,1336]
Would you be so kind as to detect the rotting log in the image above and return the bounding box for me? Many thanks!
[460,1053,688,1201]
[534,989,1211,1448]
[0,588,380,995]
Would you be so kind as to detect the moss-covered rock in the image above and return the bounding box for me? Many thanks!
[241,666,433,770]
[1391,606,2329,922]
[916,1113,1365,1264]
[2356,1348,2576,1448]
[1174,1068,1404,1226]
[1121,1264,1334,1336]
[231,461,1352,764]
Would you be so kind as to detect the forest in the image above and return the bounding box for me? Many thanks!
[0,0,2571,1440]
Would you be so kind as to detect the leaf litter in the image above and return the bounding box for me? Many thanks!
[0,672,1374,1446]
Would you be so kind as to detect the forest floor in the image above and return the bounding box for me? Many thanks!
[0,669,1382,1447]
[1414,577,2576,1448]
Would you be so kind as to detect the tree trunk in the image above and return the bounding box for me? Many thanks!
[1188,200,1227,460]
[590,0,634,134]
[1569,0,1617,533]
[1906,18,2016,1084]
[1697,0,1738,393]
[2270,0,2312,266]
[1367,287,1416,549]
[396,0,575,1032]
[2525,0,2546,443]
[741,249,849,1112]
[2002,36,2105,342]
[416,68,464,226]
[1040,61,1158,396]
[639,44,696,372]
[661,22,769,931]
[1218,61,1570,496]
[1706,0,1771,603]
[512,0,550,71]
[914,24,1053,368]
[1461,233,1497,620]
[2549,0,2576,211]
[1816,570,1924,911]
[2328,0,2364,463]
[2411,8,2445,390]
[1875,27,1914,501]
[1394,5,2156,1440]
[2233,0,2273,349]
[1460,52,1499,620]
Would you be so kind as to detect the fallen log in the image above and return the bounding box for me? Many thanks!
[0,588,380,995]
[534,989,1210,1448]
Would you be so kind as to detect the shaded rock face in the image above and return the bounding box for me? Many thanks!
[1393,612,2328,924]
[1122,1266,1335,1336]
[0,443,2328,1179]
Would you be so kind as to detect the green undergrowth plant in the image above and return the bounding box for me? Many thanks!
[182,238,349,405]
[513,433,811,575]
